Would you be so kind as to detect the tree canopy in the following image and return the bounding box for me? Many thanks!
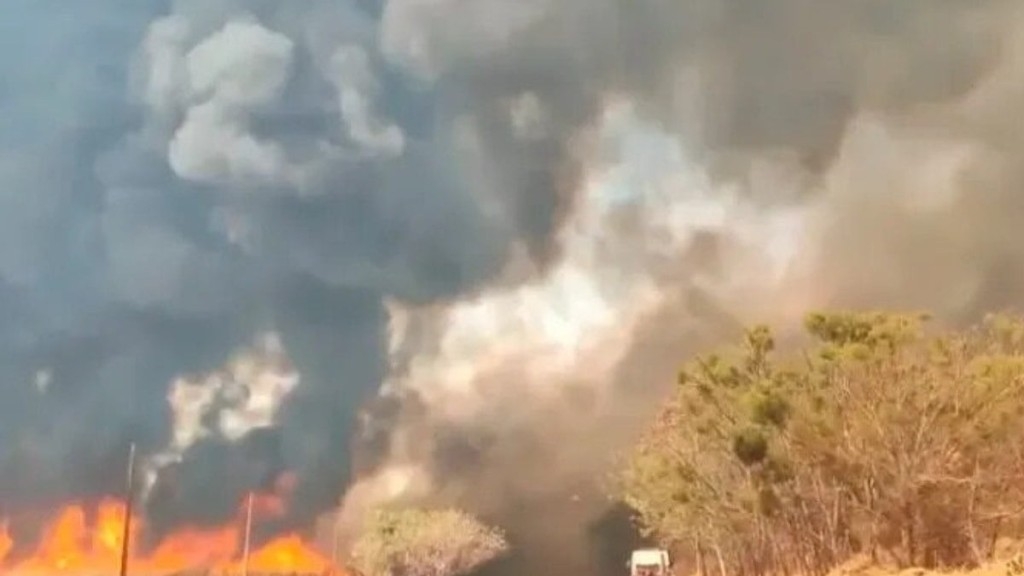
[350,507,509,576]
[617,311,1024,576]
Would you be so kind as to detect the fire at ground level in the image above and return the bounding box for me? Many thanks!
[2,569,333,573]
[0,498,343,575]
[0,443,347,576]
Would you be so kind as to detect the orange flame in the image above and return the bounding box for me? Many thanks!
[0,496,338,575]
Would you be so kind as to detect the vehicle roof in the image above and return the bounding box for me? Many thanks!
[631,549,669,564]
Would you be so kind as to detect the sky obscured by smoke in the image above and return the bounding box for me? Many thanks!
[4,0,1024,572]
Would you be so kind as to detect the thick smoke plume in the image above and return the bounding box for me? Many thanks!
[3,0,1024,572]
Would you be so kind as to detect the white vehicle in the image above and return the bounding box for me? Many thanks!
[628,548,672,576]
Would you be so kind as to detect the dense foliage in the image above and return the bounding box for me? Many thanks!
[617,312,1024,576]
[350,508,509,576]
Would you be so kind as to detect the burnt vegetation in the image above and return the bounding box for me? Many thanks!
[617,311,1024,576]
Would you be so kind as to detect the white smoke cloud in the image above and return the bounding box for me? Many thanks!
[137,12,405,197]
[343,100,812,520]
[166,19,298,187]
[145,332,299,494]
[326,45,406,158]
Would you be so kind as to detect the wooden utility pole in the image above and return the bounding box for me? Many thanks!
[118,443,137,576]
[242,492,255,576]
[331,507,341,568]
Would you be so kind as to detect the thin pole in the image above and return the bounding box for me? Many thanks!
[242,492,255,576]
[119,443,136,576]
[331,507,340,568]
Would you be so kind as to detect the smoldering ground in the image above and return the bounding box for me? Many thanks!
[4,0,1024,570]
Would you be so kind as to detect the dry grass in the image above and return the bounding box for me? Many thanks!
[828,540,1024,576]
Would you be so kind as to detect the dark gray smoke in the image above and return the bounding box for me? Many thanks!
[0,0,586,535]
[5,0,1024,570]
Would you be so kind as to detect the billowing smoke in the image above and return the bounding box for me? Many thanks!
[4,0,1024,572]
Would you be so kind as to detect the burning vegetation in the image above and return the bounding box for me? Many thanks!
[0,495,333,575]
[0,470,509,576]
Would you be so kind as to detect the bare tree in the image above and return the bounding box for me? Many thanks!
[350,508,509,576]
